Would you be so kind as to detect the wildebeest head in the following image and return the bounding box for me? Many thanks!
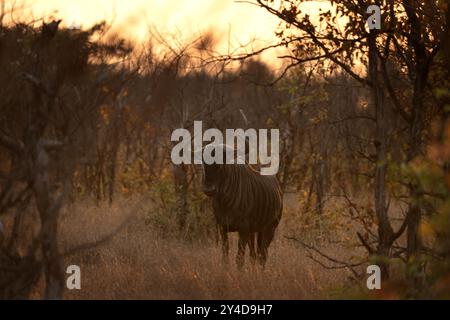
[202,162,221,197]
[201,141,250,197]
[201,144,227,197]
[202,143,245,196]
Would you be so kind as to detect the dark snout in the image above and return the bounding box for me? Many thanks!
[203,185,216,197]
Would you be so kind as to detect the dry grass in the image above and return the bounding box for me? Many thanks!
[59,196,349,300]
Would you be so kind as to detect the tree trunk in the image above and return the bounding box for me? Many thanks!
[173,163,188,233]
[33,142,64,300]
[402,0,432,290]
[108,100,123,205]
[369,30,393,279]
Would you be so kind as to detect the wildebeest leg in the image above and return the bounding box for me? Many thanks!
[220,226,229,264]
[236,231,250,269]
[257,227,276,268]
[248,233,257,264]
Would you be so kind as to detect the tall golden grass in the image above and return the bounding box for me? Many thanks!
[56,195,354,300]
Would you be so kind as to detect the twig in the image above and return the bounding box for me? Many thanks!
[285,236,367,278]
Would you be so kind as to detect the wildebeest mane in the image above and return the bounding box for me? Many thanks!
[212,162,282,233]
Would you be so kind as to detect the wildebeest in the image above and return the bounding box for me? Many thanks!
[202,144,283,268]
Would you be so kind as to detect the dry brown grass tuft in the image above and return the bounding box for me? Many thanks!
[59,196,348,300]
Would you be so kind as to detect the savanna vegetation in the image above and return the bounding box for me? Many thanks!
[0,0,449,299]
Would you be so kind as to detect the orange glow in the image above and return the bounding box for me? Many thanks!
[6,1,330,64]
[25,1,280,49]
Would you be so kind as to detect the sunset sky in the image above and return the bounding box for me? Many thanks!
[9,0,329,64]
[27,0,279,49]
